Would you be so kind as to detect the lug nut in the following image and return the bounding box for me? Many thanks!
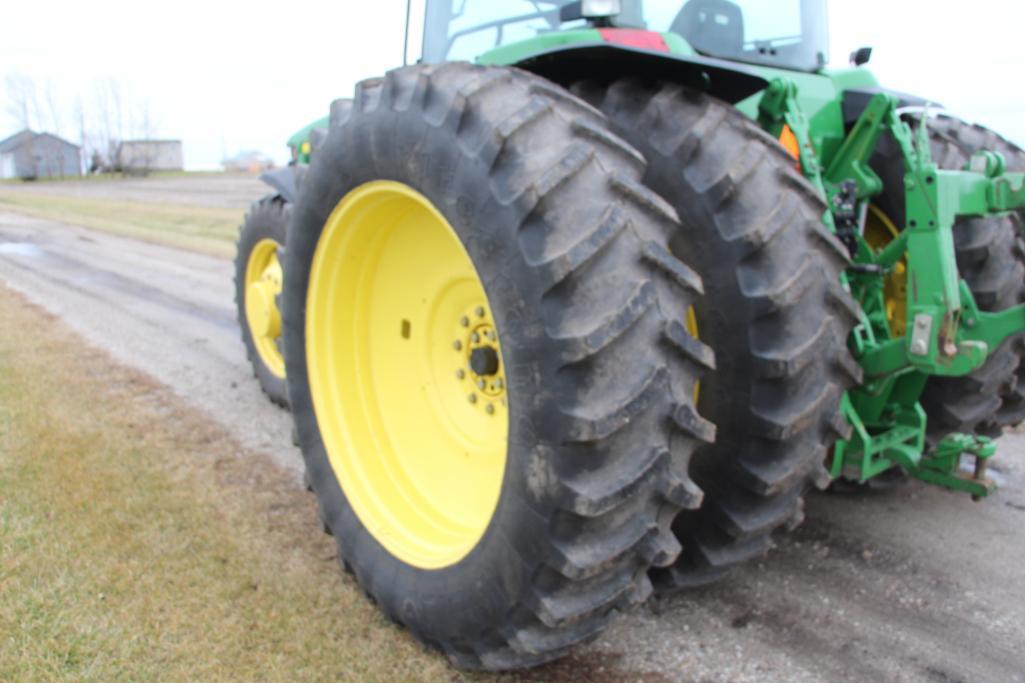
[477,379,486,389]
[471,332,480,343]
[460,316,469,327]
[456,369,465,379]
[486,404,495,415]
[493,378,503,390]
[475,306,485,318]
[468,393,477,404]
[453,340,462,351]
[486,330,496,341]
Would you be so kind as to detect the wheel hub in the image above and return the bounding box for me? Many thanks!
[453,305,506,411]
[246,279,280,338]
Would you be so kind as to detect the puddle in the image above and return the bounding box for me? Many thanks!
[0,242,43,257]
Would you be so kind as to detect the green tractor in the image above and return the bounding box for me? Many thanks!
[234,0,1025,670]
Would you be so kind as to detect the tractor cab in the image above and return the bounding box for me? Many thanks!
[418,0,830,73]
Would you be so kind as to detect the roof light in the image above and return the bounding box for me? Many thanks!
[581,0,622,18]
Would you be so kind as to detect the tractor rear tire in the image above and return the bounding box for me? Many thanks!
[572,79,861,590]
[283,63,713,670]
[234,194,289,407]
[872,116,1025,443]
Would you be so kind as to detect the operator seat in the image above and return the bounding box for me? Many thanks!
[670,0,745,57]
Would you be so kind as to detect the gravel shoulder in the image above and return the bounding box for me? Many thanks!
[1,176,1023,682]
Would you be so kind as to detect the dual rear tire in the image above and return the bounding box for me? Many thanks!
[283,63,713,669]
[572,79,860,588]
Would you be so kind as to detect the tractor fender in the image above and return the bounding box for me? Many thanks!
[510,43,769,105]
[842,87,936,127]
[259,164,307,205]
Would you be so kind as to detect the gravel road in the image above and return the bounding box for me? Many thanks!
[1,175,1022,682]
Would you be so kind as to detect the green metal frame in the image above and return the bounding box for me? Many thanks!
[759,78,1025,497]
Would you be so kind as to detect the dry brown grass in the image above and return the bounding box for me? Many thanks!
[0,285,462,681]
[0,285,652,682]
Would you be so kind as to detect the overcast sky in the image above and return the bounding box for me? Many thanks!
[2,1,1023,170]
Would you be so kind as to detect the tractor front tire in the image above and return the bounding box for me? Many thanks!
[572,80,861,590]
[234,194,289,407]
[283,63,713,669]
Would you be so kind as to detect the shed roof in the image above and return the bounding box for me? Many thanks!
[0,129,35,153]
[0,129,80,153]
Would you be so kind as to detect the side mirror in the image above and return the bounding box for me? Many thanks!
[850,46,873,67]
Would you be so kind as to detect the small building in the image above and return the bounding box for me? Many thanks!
[222,150,275,173]
[116,139,184,173]
[0,129,81,180]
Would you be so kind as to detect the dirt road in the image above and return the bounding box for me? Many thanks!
[1,176,1022,682]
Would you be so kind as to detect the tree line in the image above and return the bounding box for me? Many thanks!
[4,73,157,174]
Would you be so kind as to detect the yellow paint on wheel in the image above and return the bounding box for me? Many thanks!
[245,238,286,378]
[686,305,700,403]
[863,204,908,338]
[306,181,508,569]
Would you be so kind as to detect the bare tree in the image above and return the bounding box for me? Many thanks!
[5,73,40,131]
[75,96,91,174]
[43,81,64,177]
[4,74,42,177]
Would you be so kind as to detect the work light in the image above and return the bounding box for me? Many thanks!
[580,0,622,17]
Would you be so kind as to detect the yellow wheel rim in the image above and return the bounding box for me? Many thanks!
[245,238,285,378]
[306,181,508,569]
[863,205,908,338]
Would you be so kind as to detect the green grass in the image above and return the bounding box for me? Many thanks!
[0,170,229,185]
[0,286,465,681]
[0,192,238,257]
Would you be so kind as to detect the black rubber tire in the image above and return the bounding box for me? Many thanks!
[234,194,289,408]
[871,115,1025,444]
[571,79,861,590]
[283,63,714,670]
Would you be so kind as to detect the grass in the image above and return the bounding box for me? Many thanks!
[0,285,462,681]
[0,171,230,185]
[0,192,238,257]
